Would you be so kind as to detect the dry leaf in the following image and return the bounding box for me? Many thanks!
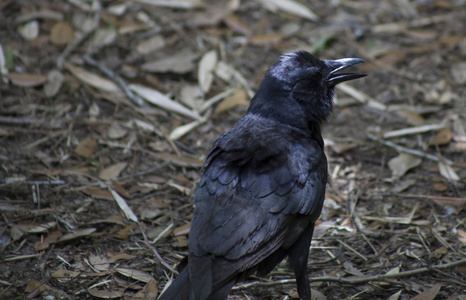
[438,161,460,181]
[224,14,250,35]
[432,127,452,146]
[89,254,110,271]
[388,153,422,178]
[99,162,127,180]
[107,122,128,139]
[75,137,97,158]
[172,235,188,247]
[135,279,158,300]
[89,27,117,49]
[214,89,248,114]
[83,187,114,200]
[396,109,425,125]
[107,253,136,262]
[248,34,283,45]
[25,279,47,293]
[387,290,402,300]
[50,22,74,45]
[151,152,203,168]
[129,84,201,120]
[113,224,137,240]
[18,21,39,40]
[169,118,207,141]
[44,69,64,97]
[457,229,466,245]
[198,50,217,93]
[27,222,57,233]
[57,228,96,243]
[88,288,123,299]
[110,189,139,222]
[173,223,191,236]
[115,267,155,283]
[142,49,196,74]
[411,283,441,300]
[35,230,62,251]
[258,0,319,21]
[64,62,120,93]
[136,35,165,54]
[9,73,47,87]
[51,269,80,280]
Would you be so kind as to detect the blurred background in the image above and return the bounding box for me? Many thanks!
[0,0,465,299]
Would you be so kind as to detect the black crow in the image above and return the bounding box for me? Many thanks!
[159,51,366,300]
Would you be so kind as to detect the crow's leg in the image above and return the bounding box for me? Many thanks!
[288,224,314,300]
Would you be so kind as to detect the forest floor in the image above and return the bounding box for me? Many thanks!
[1,0,465,299]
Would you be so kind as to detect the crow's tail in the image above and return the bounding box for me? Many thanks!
[158,268,190,300]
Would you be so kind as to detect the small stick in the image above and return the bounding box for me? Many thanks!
[83,55,145,107]
[366,133,453,165]
[233,258,466,290]
[138,223,178,274]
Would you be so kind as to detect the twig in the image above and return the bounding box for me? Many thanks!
[337,240,368,261]
[232,258,466,290]
[83,55,145,107]
[366,133,453,165]
[138,223,178,274]
[383,122,447,139]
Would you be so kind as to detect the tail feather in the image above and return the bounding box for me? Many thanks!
[158,268,190,300]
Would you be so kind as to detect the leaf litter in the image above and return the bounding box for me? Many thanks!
[0,0,465,299]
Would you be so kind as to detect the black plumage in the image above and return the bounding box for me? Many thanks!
[159,50,366,300]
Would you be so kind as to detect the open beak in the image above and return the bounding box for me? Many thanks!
[324,58,366,86]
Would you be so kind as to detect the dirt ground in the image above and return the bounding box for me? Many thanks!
[1,0,465,299]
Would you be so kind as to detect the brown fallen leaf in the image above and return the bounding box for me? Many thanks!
[88,288,123,299]
[430,126,452,146]
[89,254,110,271]
[151,152,203,168]
[57,228,96,243]
[50,21,74,45]
[248,34,283,45]
[9,73,47,87]
[115,267,155,283]
[99,162,127,180]
[51,269,80,280]
[214,89,248,114]
[25,279,47,295]
[75,137,97,158]
[134,279,158,300]
[34,230,62,251]
[107,253,136,262]
[388,153,422,178]
[173,222,191,236]
[411,283,441,300]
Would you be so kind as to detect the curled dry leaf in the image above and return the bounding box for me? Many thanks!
[198,50,218,93]
[35,230,62,251]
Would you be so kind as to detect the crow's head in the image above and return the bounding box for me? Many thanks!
[248,51,366,129]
